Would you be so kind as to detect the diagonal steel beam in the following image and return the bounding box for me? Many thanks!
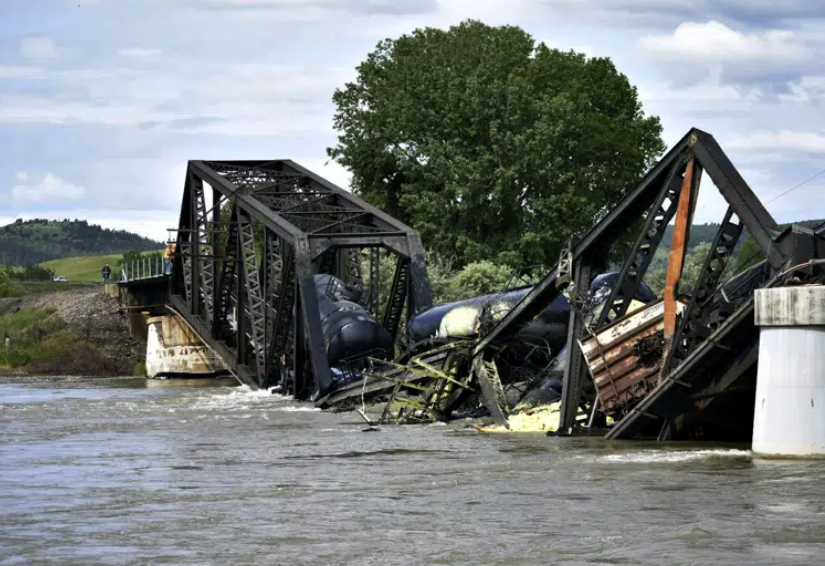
[238,210,267,379]
[190,160,305,241]
[691,131,783,268]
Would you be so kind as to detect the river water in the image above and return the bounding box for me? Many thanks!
[2,377,825,566]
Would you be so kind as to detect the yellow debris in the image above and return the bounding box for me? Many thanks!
[476,403,563,433]
[476,402,614,434]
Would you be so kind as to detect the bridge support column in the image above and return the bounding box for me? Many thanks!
[146,315,227,378]
[753,286,825,458]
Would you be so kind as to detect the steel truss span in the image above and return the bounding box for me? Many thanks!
[466,128,825,438]
[171,159,432,400]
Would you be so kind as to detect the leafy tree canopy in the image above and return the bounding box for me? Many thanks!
[733,237,765,274]
[3,264,55,281]
[329,20,665,267]
[442,260,515,302]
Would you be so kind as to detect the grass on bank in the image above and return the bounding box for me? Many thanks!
[0,307,81,368]
[39,254,122,283]
[4,280,89,297]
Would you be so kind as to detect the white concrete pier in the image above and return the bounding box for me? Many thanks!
[146,315,226,378]
[753,286,825,458]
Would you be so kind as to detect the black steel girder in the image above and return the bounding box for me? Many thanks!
[173,159,433,399]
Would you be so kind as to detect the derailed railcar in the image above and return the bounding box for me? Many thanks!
[317,271,658,420]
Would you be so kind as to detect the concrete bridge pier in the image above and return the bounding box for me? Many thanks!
[145,315,227,379]
[117,275,228,379]
[753,286,825,458]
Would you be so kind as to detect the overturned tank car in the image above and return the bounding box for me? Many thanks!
[313,275,396,389]
[317,272,657,419]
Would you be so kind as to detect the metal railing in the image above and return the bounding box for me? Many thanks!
[121,256,167,283]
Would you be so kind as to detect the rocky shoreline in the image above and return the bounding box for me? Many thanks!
[0,286,144,376]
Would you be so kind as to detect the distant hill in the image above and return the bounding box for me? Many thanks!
[0,219,163,266]
[662,218,825,252]
[661,222,721,252]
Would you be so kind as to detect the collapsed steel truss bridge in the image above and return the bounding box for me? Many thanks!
[171,159,432,399]
[164,129,825,440]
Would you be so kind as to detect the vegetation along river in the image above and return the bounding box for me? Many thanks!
[2,376,825,566]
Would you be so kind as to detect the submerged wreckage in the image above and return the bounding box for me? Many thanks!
[169,129,825,442]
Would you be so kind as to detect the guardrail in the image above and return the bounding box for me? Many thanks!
[121,256,167,283]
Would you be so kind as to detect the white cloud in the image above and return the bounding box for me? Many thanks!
[2,0,825,232]
[0,96,180,126]
[11,173,86,203]
[200,0,437,15]
[0,66,46,79]
[118,47,163,57]
[639,21,812,64]
[74,159,188,210]
[3,161,186,241]
[0,63,348,138]
[20,36,59,59]
[727,131,825,153]
[295,158,352,190]
[202,63,352,103]
[203,0,344,6]
[641,81,763,105]
[537,0,825,29]
[780,76,825,104]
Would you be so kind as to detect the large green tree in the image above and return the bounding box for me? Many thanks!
[329,20,665,267]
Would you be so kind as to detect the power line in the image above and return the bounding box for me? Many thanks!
[765,166,825,205]
[716,166,825,287]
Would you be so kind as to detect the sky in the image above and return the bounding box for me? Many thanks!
[1,0,824,242]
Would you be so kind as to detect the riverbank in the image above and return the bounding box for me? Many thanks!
[0,286,144,376]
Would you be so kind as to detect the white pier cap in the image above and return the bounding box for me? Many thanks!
[754,286,825,327]
[753,285,825,459]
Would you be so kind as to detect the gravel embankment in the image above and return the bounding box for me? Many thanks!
[0,286,145,376]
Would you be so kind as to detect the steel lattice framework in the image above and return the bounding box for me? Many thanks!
[171,159,432,399]
[469,128,825,437]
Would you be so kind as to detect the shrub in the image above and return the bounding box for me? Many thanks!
[443,260,514,302]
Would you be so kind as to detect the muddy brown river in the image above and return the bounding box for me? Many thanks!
[2,376,825,565]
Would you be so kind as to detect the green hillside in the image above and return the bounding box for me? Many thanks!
[661,218,825,252]
[0,219,163,265]
[40,254,126,282]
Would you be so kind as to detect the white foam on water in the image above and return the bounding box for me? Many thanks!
[191,385,290,411]
[275,406,321,412]
[596,449,752,464]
